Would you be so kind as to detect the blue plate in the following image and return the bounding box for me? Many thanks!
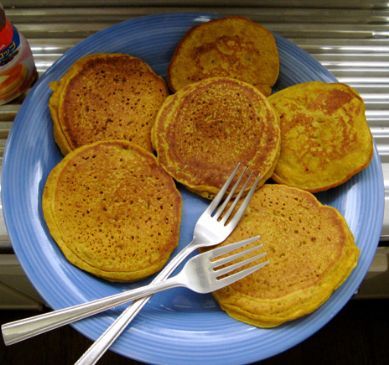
[1,13,384,365]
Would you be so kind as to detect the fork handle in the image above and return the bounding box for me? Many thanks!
[75,241,199,365]
[1,275,184,347]
[1,242,197,347]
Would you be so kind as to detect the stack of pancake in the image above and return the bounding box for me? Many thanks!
[43,16,371,327]
[49,53,168,155]
[210,184,359,327]
[152,76,280,198]
[43,140,181,282]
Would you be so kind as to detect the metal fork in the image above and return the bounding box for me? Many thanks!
[74,164,260,365]
[81,236,266,299]
[2,164,260,360]
[1,236,266,346]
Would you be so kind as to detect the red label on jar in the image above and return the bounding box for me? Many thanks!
[0,22,21,66]
[0,18,14,50]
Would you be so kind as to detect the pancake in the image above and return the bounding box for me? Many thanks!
[152,76,281,199]
[269,81,373,192]
[42,140,181,282]
[49,53,168,155]
[168,16,279,96]
[211,184,359,327]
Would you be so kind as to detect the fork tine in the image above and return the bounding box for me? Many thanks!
[214,252,267,278]
[205,163,241,215]
[211,243,264,268]
[213,166,248,220]
[220,171,254,225]
[226,174,261,228]
[217,260,270,287]
[209,236,260,259]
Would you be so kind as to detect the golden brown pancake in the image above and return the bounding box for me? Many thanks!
[152,76,281,198]
[49,53,168,155]
[168,16,279,96]
[212,184,359,327]
[269,81,373,192]
[42,140,181,282]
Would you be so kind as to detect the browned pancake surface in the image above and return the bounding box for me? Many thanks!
[269,82,373,192]
[168,16,279,95]
[50,54,167,154]
[212,184,359,327]
[42,140,181,282]
[152,77,280,198]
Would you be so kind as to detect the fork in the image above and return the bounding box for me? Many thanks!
[2,164,260,358]
[74,164,260,365]
[83,236,266,299]
[2,236,266,345]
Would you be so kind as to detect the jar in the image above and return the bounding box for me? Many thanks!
[0,4,37,105]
